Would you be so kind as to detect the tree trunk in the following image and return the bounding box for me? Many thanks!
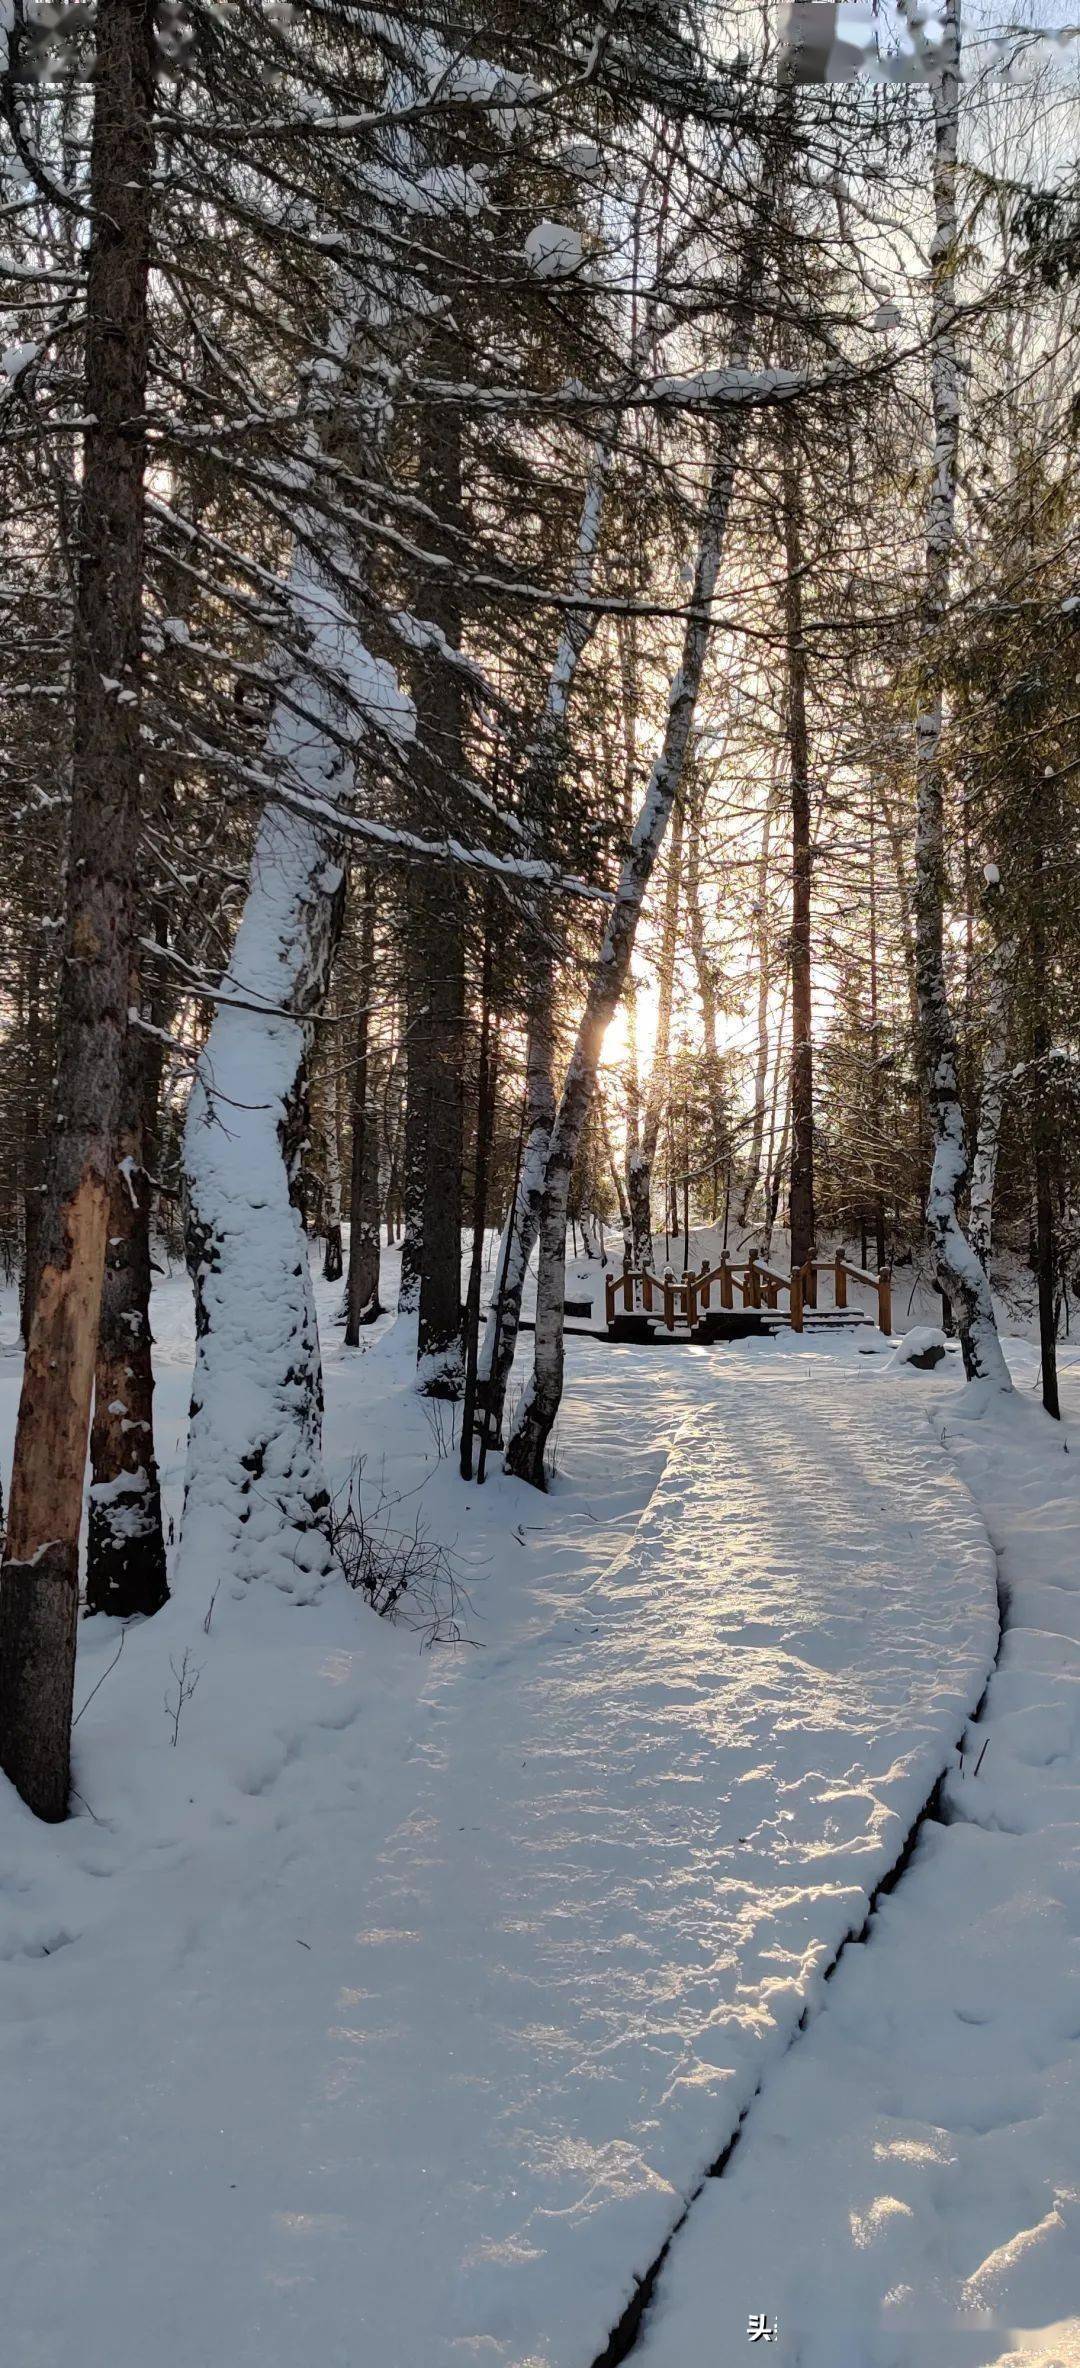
[416,876,466,1393]
[685,769,726,1220]
[476,435,615,1434]
[477,999,556,1439]
[628,792,685,1267]
[460,916,496,1477]
[0,0,154,1820]
[968,892,1012,1275]
[321,1056,344,1283]
[598,1095,631,1236]
[1029,782,1059,1418]
[764,1070,792,1259]
[761,969,790,1257]
[86,1012,168,1618]
[1034,1102,1059,1420]
[398,876,426,1316]
[868,792,888,1269]
[412,332,468,1393]
[18,865,48,1345]
[913,0,1010,1390]
[344,875,382,1341]
[506,358,752,1486]
[740,794,774,1222]
[180,551,359,1598]
[782,426,815,1272]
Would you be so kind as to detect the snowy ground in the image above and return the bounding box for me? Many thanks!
[638,1345,1080,2368]
[0,1246,1075,2366]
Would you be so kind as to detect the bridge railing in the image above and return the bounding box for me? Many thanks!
[605,1250,892,1336]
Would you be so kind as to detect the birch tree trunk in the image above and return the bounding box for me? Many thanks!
[505,385,750,1487]
[627,791,685,1267]
[476,437,613,1437]
[180,543,408,1594]
[913,0,1010,1389]
[0,0,154,1819]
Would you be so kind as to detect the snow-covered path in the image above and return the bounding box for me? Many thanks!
[637,1362,1080,2368]
[354,1348,997,2368]
[0,1323,1000,2368]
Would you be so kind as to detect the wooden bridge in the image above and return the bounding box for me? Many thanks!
[603,1252,893,1340]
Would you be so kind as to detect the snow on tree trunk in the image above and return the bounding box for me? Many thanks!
[476,436,613,1434]
[969,895,1012,1274]
[180,551,412,1594]
[505,394,748,1488]
[913,0,1010,1391]
[0,0,154,1821]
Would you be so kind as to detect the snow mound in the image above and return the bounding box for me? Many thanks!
[884,1324,952,1372]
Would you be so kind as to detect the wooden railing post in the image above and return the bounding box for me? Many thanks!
[623,1263,633,1313]
[747,1252,760,1309]
[663,1272,675,1332]
[642,1270,654,1314]
[834,1251,847,1310]
[790,1268,804,1333]
[720,1255,733,1310]
[606,1273,615,1325]
[699,1257,711,1311]
[687,1271,697,1327]
[878,1269,892,1336]
[802,1258,816,1311]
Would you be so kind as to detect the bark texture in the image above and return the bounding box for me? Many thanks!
[86,1016,168,1618]
[0,0,154,1819]
[968,897,1012,1274]
[740,794,774,1223]
[414,331,467,1394]
[344,877,382,1341]
[913,0,1010,1390]
[321,1058,344,1283]
[627,792,685,1268]
[476,438,613,1436]
[782,427,815,1272]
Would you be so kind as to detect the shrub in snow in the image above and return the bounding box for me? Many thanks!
[523,219,584,280]
[883,1325,952,1373]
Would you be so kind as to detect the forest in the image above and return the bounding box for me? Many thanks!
[2,2,1080,2364]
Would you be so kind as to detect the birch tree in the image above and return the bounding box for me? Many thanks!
[912,0,1011,1388]
[504,356,760,1486]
